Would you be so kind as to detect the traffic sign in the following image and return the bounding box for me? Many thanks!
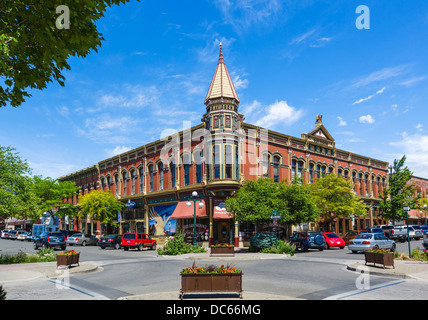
[270,209,281,220]
[403,206,411,211]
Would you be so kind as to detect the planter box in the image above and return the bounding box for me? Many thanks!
[210,246,235,256]
[180,273,243,299]
[57,253,80,268]
[364,252,394,269]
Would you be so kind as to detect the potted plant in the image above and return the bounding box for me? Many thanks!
[210,243,235,256]
[364,248,394,269]
[180,262,243,299]
[57,250,80,268]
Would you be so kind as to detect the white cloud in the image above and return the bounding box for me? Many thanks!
[97,85,159,109]
[399,76,426,87]
[352,86,386,105]
[254,100,303,128]
[359,114,375,124]
[416,123,423,132]
[106,146,132,158]
[337,116,347,126]
[389,132,428,177]
[349,65,410,89]
[291,28,317,45]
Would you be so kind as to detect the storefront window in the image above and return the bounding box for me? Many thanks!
[180,218,209,242]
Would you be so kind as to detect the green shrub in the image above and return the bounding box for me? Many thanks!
[157,233,206,255]
[250,233,277,250]
[0,248,56,264]
[260,240,295,255]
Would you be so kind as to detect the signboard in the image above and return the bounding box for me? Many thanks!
[125,200,136,209]
[270,209,281,220]
[403,206,411,212]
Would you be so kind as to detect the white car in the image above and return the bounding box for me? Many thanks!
[348,233,396,253]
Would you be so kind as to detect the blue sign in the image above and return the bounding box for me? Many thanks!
[125,200,136,209]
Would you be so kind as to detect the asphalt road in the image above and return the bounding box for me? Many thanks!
[1,237,427,302]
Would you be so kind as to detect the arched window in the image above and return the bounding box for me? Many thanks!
[148,164,154,192]
[262,153,269,178]
[170,159,176,188]
[273,156,280,182]
[139,167,144,194]
[358,173,363,195]
[365,174,370,196]
[101,177,106,191]
[122,171,127,196]
[225,145,233,179]
[194,150,202,184]
[182,153,191,186]
[114,174,119,197]
[309,163,314,183]
[213,145,221,179]
[158,162,164,190]
[130,170,136,195]
[352,172,357,192]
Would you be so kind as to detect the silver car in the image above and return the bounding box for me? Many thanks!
[66,233,98,246]
[348,233,396,253]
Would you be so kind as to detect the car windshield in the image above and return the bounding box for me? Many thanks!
[326,234,339,238]
[50,233,63,237]
[105,235,117,239]
[354,234,372,240]
[123,234,136,239]
[371,228,383,233]
[307,231,321,236]
[412,226,421,230]
[71,234,82,237]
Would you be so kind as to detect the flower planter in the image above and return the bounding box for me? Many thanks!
[210,246,235,256]
[56,252,80,268]
[180,272,243,299]
[364,251,394,269]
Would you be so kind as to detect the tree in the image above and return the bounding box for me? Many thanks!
[0,145,41,219]
[225,178,320,226]
[379,155,419,224]
[0,0,139,108]
[32,176,79,221]
[78,190,124,225]
[310,174,367,229]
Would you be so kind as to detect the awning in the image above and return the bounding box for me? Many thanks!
[170,200,208,219]
[213,200,233,219]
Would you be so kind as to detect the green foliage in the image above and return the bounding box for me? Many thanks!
[1,0,140,108]
[157,233,206,255]
[260,240,296,255]
[0,284,6,300]
[0,248,56,264]
[225,178,319,225]
[78,189,124,225]
[310,174,367,221]
[380,155,419,223]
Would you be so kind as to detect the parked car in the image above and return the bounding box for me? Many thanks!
[411,225,424,240]
[121,232,157,251]
[343,230,369,245]
[66,233,98,246]
[59,230,75,241]
[33,232,66,250]
[17,231,29,241]
[395,226,423,240]
[423,234,428,250]
[348,233,396,253]
[290,231,325,252]
[26,232,34,242]
[8,230,18,239]
[98,234,122,249]
[374,224,406,241]
[420,226,428,235]
[322,232,345,249]
[1,229,11,239]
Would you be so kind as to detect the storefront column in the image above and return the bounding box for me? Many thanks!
[234,220,239,247]
[209,197,214,246]
[144,204,149,234]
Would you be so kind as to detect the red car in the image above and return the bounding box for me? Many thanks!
[121,232,157,251]
[322,232,346,249]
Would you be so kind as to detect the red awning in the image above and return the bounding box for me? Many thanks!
[170,200,208,219]
[213,200,233,219]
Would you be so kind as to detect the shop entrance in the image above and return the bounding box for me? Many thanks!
[216,220,231,244]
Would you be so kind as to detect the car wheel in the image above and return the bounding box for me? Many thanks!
[300,243,307,252]
[324,243,330,250]
[390,243,396,252]
[61,245,66,250]
[138,244,143,251]
[114,243,120,250]
[42,243,47,250]
[151,243,156,251]
[101,246,106,249]
[82,241,86,246]
[124,247,129,251]
[33,242,38,250]
[352,250,358,254]
[318,247,324,251]
[373,245,379,250]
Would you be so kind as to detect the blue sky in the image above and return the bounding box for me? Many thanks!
[2,0,428,179]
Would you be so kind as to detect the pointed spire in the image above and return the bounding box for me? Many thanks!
[204,43,240,105]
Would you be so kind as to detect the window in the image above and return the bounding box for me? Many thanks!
[262,153,269,178]
[225,145,233,179]
[359,173,363,195]
[114,175,119,197]
[139,168,144,194]
[365,174,370,196]
[225,115,231,127]
[273,156,280,182]
[158,162,164,190]
[213,145,221,179]
[213,116,219,128]
[130,170,136,195]
[101,178,106,191]
[183,154,191,186]
[309,163,314,183]
[194,151,202,184]
[122,172,127,196]
[148,164,154,192]
[352,172,357,192]
[170,160,176,188]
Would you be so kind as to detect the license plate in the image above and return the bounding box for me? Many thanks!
[127,241,131,243]
[103,240,106,242]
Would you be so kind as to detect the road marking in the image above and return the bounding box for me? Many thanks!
[47,279,110,300]
[323,280,406,300]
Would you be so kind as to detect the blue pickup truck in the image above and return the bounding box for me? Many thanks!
[33,232,66,250]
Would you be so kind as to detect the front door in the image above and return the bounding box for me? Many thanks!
[217,221,230,244]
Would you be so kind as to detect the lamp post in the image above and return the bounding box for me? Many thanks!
[186,191,204,246]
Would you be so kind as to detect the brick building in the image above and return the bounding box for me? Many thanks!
[406,176,428,225]
[59,44,390,246]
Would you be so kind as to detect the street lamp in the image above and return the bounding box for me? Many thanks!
[186,191,204,246]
